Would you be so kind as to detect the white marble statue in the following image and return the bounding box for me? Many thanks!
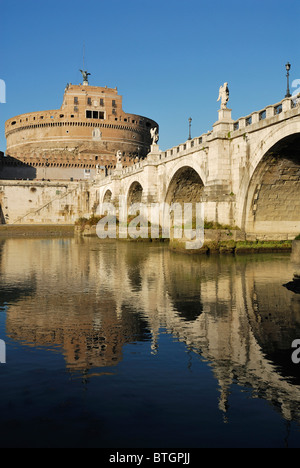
[217,82,229,110]
[150,127,159,145]
[116,150,122,164]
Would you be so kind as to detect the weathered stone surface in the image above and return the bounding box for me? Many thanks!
[96,95,300,239]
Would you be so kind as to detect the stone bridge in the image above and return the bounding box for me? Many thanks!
[95,95,300,239]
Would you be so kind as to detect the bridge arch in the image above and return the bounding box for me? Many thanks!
[164,163,205,206]
[102,189,113,204]
[126,181,144,208]
[0,204,4,224]
[240,119,300,234]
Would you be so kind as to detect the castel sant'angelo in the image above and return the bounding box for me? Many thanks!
[2,70,158,180]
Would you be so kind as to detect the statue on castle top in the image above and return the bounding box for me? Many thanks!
[217,82,229,110]
[150,127,159,145]
[79,69,91,84]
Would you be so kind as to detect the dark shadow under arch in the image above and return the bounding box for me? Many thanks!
[165,166,204,206]
[245,133,300,234]
[127,181,143,208]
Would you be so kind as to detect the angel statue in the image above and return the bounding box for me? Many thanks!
[150,127,159,145]
[217,82,229,110]
[116,150,122,164]
[80,69,91,84]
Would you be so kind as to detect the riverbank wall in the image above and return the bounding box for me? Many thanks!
[75,224,293,254]
[0,180,97,225]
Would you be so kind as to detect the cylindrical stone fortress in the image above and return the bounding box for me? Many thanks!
[5,82,158,180]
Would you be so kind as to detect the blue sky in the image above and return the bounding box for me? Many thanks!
[1,0,300,151]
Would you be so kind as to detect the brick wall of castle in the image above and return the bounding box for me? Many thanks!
[4,83,158,180]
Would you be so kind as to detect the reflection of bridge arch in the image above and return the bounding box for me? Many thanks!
[94,243,300,422]
[239,120,300,232]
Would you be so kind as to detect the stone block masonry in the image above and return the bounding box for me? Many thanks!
[0,180,96,225]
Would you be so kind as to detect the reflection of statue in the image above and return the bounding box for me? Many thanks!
[217,82,229,110]
[150,127,159,145]
[79,69,91,84]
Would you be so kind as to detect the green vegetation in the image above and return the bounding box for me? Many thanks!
[234,240,292,254]
[169,239,292,255]
[204,220,240,230]
[295,234,300,240]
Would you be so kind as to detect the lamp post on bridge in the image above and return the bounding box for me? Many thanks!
[285,62,291,98]
[188,117,192,140]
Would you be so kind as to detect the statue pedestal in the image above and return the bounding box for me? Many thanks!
[147,144,160,163]
[213,108,233,133]
[218,108,232,122]
[150,144,160,153]
[113,162,123,177]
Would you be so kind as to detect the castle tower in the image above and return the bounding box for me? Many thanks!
[4,74,158,180]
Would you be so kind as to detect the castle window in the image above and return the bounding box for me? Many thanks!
[100,99,104,107]
[74,106,78,112]
[112,100,116,108]
[93,111,98,119]
[99,112,105,119]
[74,97,78,104]
[86,110,92,118]
[87,97,92,106]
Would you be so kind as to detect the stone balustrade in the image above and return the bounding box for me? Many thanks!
[232,95,300,134]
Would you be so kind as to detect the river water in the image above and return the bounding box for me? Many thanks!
[0,237,299,448]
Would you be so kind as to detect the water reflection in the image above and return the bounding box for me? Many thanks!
[1,237,300,426]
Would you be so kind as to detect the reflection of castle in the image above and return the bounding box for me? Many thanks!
[1,238,150,372]
[2,238,300,423]
[4,76,158,180]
